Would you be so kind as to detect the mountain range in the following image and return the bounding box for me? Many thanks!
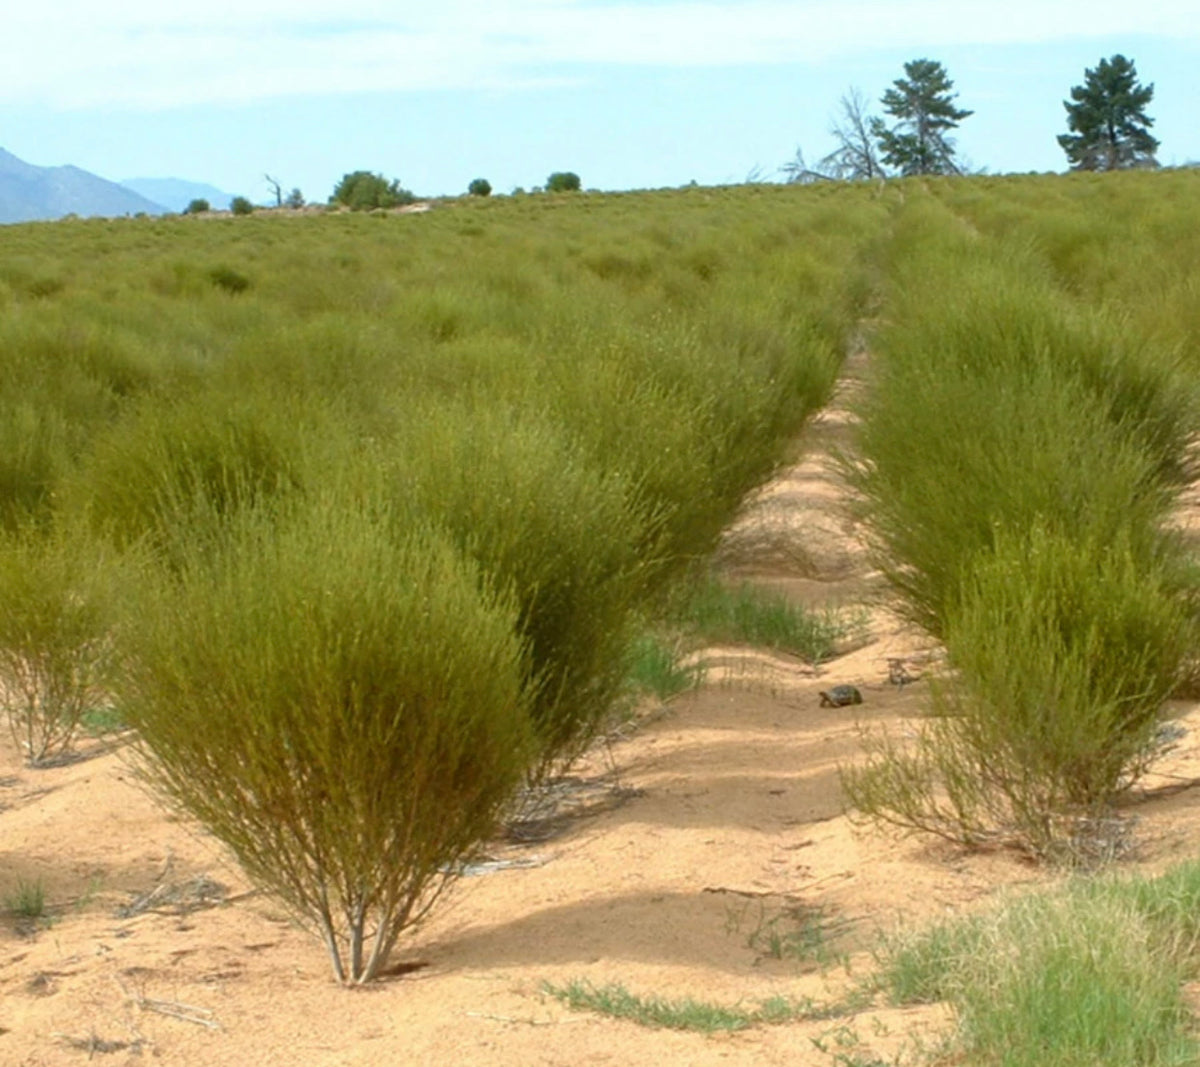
[0,148,235,224]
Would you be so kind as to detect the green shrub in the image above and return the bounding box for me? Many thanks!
[546,171,581,193]
[621,630,703,704]
[208,265,251,293]
[5,877,46,919]
[0,528,116,765]
[65,387,308,564]
[184,198,210,214]
[229,196,254,216]
[849,354,1175,638]
[330,171,415,211]
[844,525,1193,856]
[0,400,71,531]
[468,178,492,197]
[389,404,652,774]
[117,501,533,984]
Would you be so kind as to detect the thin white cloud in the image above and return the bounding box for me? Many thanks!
[6,1,1198,109]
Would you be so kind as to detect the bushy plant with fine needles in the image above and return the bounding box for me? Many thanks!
[0,527,116,765]
[850,342,1176,639]
[116,499,534,984]
[65,384,315,563]
[878,864,1200,1066]
[844,525,1193,855]
[389,403,655,776]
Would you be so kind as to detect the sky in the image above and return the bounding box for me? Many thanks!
[1,2,1197,203]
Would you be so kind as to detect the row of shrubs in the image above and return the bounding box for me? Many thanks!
[0,181,886,981]
[844,183,1199,857]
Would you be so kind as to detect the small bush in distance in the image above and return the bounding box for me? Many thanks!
[468,178,492,197]
[0,528,116,766]
[546,171,581,193]
[284,188,305,208]
[184,198,210,214]
[117,501,534,984]
[330,171,415,211]
[208,265,251,293]
[229,196,254,216]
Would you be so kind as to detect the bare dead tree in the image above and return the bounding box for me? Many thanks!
[779,148,835,185]
[819,88,887,180]
[264,173,283,208]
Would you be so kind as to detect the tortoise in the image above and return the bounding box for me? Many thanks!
[819,685,863,708]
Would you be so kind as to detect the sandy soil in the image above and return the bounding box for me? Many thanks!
[4,357,1200,1066]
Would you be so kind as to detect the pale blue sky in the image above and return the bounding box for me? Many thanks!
[1,2,1196,202]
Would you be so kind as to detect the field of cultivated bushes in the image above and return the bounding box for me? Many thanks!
[4,168,1200,1053]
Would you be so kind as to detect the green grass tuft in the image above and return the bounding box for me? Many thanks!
[677,576,859,664]
[5,878,46,920]
[879,862,1200,1066]
[541,978,823,1032]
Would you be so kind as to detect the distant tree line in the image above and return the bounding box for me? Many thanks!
[785,54,1159,182]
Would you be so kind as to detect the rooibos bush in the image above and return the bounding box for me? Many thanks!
[844,525,1193,855]
[117,501,533,984]
[390,404,651,774]
[65,386,308,563]
[849,354,1174,638]
[0,527,116,765]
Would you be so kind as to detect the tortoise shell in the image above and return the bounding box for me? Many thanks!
[819,685,863,708]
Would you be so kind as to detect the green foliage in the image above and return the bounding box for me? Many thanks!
[229,196,254,216]
[621,630,703,703]
[330,171,415,211]
[284,188,305,209]
[945,526,1190,809]
[65,386,307,563]
[116,501,534,984]
[208,265,251,293]
[388,404,651,774]
[871,59,972,175]
[879,866,1200,1065]
[846,184,1197,857]
[726,899,849,968]
[677,575,857,664]
[546,171,582,193]
[844,526,1193,855]
[5,877,47,920]
[851,207,1190,637]
[1059,55,1159,171]
[541,979,820,1032]
[183,198,210,214]
[851,349,1173,638]
[0,528,116,765]
[468,177,492,197]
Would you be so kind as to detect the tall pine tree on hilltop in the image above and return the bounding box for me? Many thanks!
[871,59,972,176]
[1058,55,1159,171]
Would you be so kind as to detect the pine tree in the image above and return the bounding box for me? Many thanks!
[1058,55,1159,171]
[871,59,972,176]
